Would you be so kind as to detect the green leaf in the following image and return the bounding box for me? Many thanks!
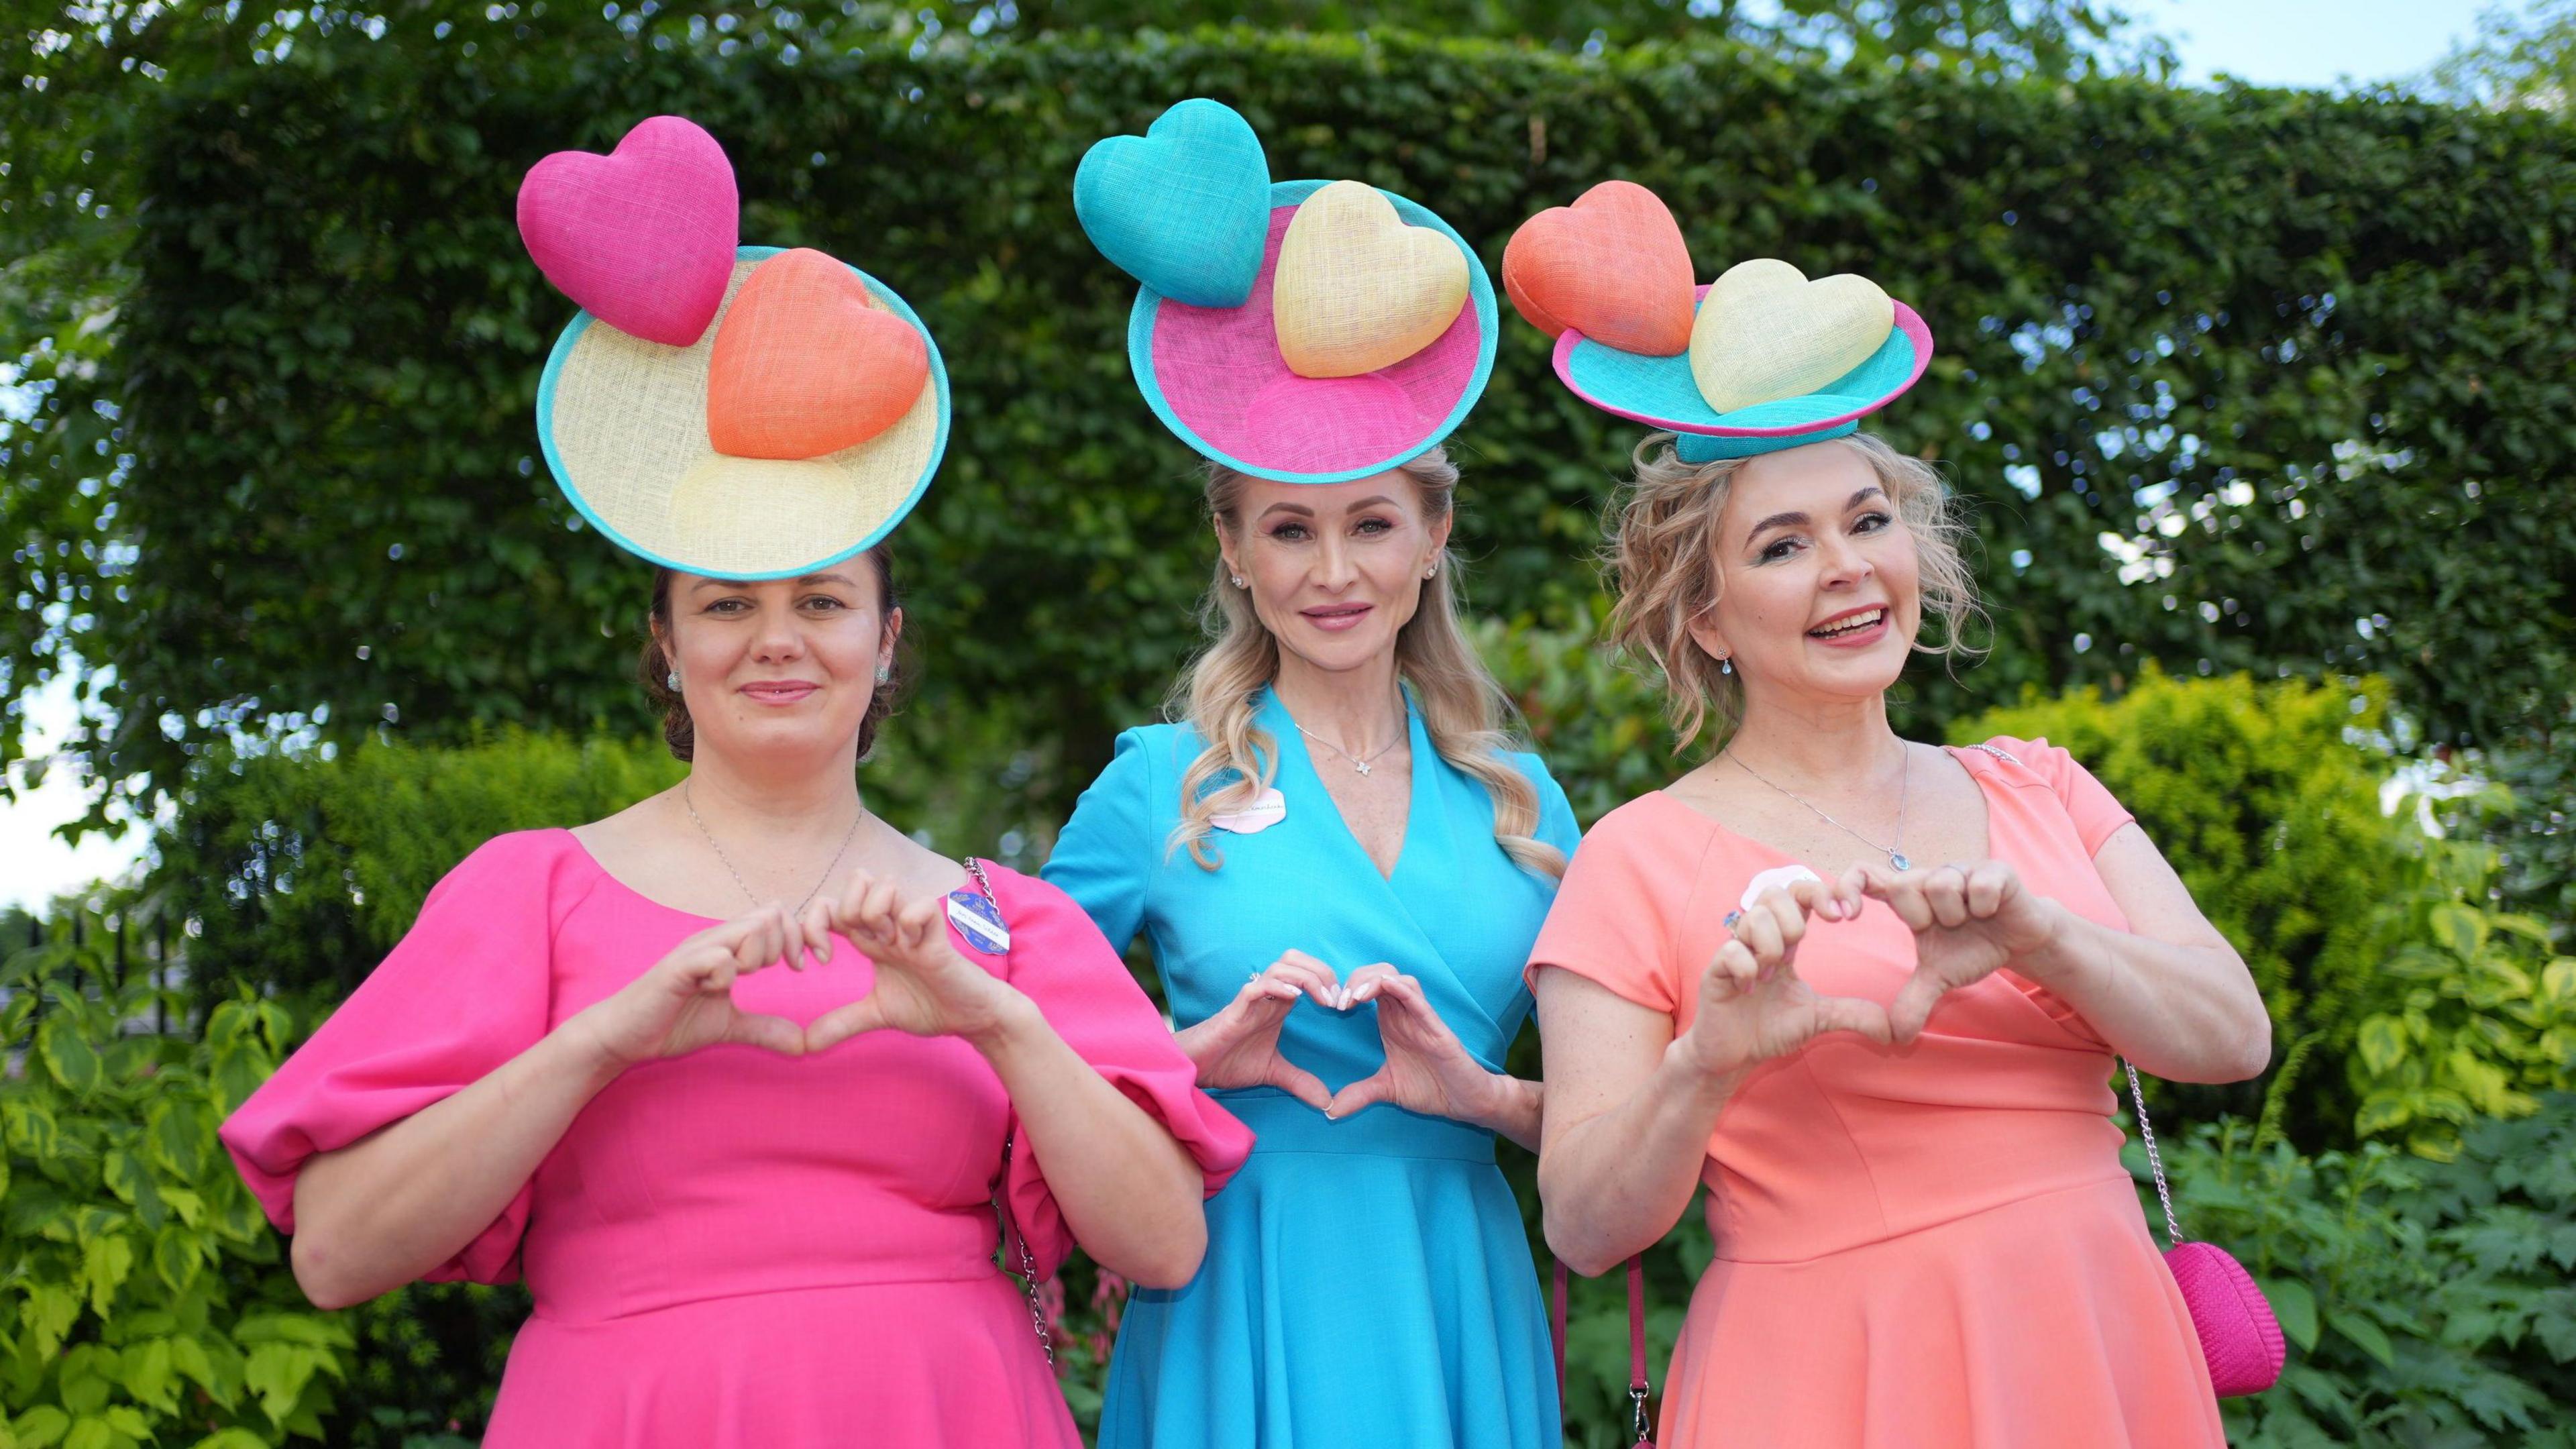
[2357,1016,2408,1077]
[145,1103,205,1181]
[36,1018,102,1095]
[11,1407,70,1449]
[60,1419,109,1449]
[2326,1308,2399,1369]
[3,1099,61,1158]
[151,1227,203,1295]
[241,1342,321,1428]
[2266,1277,2320,1352]
[80,1234,135,1318]
[2430,903,2490,961]
[22,1283,83,1360]
[119,1338,176,1413]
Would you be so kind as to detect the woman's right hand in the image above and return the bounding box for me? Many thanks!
[566,905,810,1071]
[1173,949,1340,1110]
[1673,877,1892,1083]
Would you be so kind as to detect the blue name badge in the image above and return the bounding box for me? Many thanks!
[945,890,1010,955]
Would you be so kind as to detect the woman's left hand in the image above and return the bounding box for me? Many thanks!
[1843,860,2069,1043]
[802,871,1014,1049]
[1324,964,1507,1124]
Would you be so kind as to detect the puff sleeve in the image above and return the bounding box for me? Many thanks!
[987,865,1253,1279]
[218,830,581,1284]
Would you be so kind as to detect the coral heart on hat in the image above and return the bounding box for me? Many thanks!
[1075,97,1273,309]
[1688,259,1894,413]
[706,249,930,460]
[517,115,740,347]
[1503,180,1696,356]
[1273,180,1471,380]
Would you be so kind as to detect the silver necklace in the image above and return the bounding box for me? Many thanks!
[1723,741,1915,871]
[1293,718,1407,777]
[681,778,866,915]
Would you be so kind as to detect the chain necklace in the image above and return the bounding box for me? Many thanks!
[1293,718,1407,778]
[1722,741,1915,871]
[681,777,867,915]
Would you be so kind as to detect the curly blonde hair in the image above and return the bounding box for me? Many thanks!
[1165,447,1565,879]
[1605,431,1984,752]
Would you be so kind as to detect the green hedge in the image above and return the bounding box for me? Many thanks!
[17,24,2573,839]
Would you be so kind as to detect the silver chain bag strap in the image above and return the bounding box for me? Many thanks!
[965,855,1057,1366]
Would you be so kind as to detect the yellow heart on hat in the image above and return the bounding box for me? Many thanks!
[1273,180,1470,379]
[1688,259,1894,413]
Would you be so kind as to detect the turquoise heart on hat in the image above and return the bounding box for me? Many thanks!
[1074,98,1272,309]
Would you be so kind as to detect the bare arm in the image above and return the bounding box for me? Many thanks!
[1536,880,1890,1276]
[2019,824,2271,1081]
[1860,827,2271,1084]
[292,908,810,1309]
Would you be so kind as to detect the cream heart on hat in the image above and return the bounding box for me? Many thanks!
[1688,259,1894,413]
[1273,180,1470,379]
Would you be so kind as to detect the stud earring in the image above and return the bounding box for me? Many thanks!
[1230,574,1246,589]
[666,669,682,692]
[1423,564,1438,579]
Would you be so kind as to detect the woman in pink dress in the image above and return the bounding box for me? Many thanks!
[219,116,1252,1448]
[1502,189,2272,1447]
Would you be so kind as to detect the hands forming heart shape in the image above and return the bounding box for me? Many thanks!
[1676,860,2070,1083]
[572,869,1013,1070]
[1174,949,1497,1124]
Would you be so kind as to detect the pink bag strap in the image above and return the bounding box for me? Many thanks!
[1553,1256,1654,1447]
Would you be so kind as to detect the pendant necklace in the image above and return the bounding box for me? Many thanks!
[1722,741,1915,872]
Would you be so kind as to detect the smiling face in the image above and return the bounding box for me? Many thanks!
[1686,439,1923,710]
[656,561,900,770]
[1214,469,1452,679]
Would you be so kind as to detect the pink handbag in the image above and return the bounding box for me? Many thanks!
[2124,1060,2286,1396]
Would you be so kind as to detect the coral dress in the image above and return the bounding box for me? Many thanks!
[1043,690,1580,1448]
[1527,738,2225,1448]
[221,829,1253,1449]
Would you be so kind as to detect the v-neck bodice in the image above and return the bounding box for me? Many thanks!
[1043,700,1580,1122]
[1270,690,1434,884]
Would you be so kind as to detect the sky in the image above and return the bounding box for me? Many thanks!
[0,0,2520,911]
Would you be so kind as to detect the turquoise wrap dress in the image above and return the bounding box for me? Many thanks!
[1042,689,1579,1448]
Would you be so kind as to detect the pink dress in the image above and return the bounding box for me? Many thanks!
[1527,739,2225,1448]
[221,829,1254,1448]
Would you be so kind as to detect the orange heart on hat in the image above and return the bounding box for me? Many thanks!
[1502,180,1697,357]
[706,248,930,460]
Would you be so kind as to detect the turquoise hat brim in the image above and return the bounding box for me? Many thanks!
[1126,178,1498,485]
[1556,292,1933,460]
[535,244,951,580]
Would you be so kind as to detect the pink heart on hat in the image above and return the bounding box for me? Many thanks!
[517,115,739,347]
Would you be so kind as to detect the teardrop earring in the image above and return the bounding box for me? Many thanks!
[1719,657,1733,676]
[874,662,892,686]
[666,669,682,692]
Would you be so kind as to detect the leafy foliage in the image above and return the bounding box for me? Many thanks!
[2155,1096,2576,1447]
[2346,830,2576,1158]
[0,930,351,1449]
[6,24,2573,839]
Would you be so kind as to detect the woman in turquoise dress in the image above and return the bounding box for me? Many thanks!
[1046,99,1578,1447]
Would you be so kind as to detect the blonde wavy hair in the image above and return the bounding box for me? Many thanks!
[1605,431,1985,753]
[1165,447,1565,879]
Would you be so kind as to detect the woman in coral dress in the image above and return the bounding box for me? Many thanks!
[1503,190,2271,1447]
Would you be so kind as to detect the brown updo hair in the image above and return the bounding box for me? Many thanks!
[638,543,906,763]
